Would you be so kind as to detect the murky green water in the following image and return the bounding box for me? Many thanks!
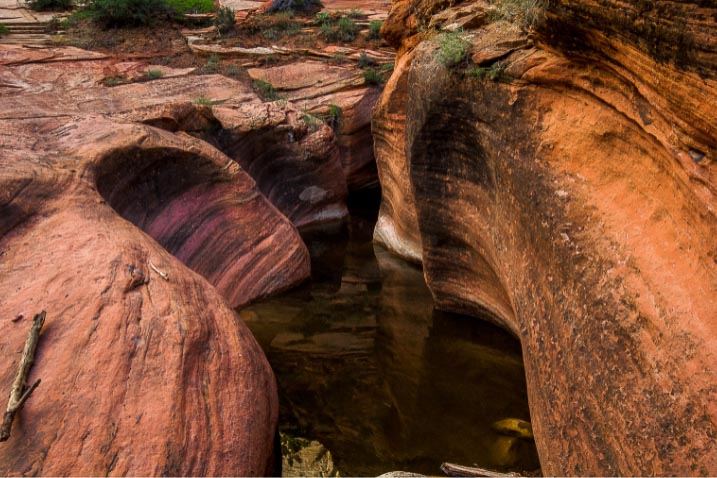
[239,195,540,476]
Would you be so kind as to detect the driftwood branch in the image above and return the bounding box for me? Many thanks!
[441,462,523,478]
[149,261,169,281]
[0,311,45,442]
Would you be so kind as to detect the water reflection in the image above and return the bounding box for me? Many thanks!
[240,211,539,476]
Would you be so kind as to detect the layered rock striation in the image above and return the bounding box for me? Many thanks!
[373,0,717,474]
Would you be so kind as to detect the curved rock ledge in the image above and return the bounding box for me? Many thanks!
[374,0,717,474]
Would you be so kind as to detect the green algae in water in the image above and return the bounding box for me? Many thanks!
[240,214,540,476]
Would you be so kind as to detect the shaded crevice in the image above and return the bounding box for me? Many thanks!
[94,143,309,307]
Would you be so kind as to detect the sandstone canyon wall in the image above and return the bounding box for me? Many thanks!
[373,0,717,475]
[0,45,329,474]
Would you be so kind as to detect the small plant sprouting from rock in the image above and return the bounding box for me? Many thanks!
[438,31,470,67]
[368,20,383,40]
[103,75,127,87]
[86,0,167,27]
[203,53,221,73]
[226,65,243,78]
[314,11,330,25]
[194,96,225,106]
[300,112,321,132]
[465,61,506,81]
[28,0,73,11]
[214,6,236,35]
[323,103,342,131]
[252,79,284,101]
[362,68,383,85]
[487,0,545,29]
[319,14,360,43]
[0,24,9,36]
[267,0,322,13]
[487,61,505,81]
[145,69,164,80]
[357,51,377,69]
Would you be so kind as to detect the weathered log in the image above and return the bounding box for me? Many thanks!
[440,462,522,478]
[0,311,45,442]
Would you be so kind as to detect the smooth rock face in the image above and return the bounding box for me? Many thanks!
[372,49,423,263]
[375,0,717,475]
[0,44,319,474]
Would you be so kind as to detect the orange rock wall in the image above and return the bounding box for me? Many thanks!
[373,0,717,474]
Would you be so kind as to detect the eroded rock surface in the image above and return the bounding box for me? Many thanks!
[0,44,320,474]
[374,0,717,474]
[247,61,382,191]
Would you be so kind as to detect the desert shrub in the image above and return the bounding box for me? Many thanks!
[321,15,359,42]
[465,65,488,79]
[300,112,321,132]
[226,65,243,78]
[488,0,544,29]
[0,24,9,36]
[252,79,283,101]
[145,69,164,79]
[346,8,362,19]
[214,6,235,34]
[487,61,504,80]
[272,12,300,32]
[194,97,213,106]
[165,0,215,13]
[323,103,342,130]
[438,31,470,67]
[28,0,73,11]
[314,11,330,25]
[202,53,221,72]
[266,0,322,13]
[86,0,168,26]
[362,68,383,85]
[368,20,382,39]
[103,75,127,86]
[336,17,359,41]
[465,62,505,80]
[357,51,377,68]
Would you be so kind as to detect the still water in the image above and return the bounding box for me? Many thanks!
[239,195,540,476]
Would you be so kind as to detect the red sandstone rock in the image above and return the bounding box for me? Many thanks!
[0,44,321,474]
[374,0,717,474]
[1,44,349,229]
[247,60,382,191]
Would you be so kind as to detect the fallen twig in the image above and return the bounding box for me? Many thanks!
[149,261,169,281]
[0,311,45,442]
[441,462,523,477]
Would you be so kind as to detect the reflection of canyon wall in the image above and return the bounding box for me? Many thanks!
[373,0,717,474]
[243,227,537,475]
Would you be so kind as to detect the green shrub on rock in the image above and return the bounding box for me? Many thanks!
[87,0,168,26]
[438,31,470,67]
[28,0,73,11]
[214,6,236,34]
[266,0,322,13]
[368,20,382,40]
[165,0,215,14]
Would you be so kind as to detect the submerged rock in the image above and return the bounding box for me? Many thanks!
[374,0,717,475]
[280,433,340,477]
